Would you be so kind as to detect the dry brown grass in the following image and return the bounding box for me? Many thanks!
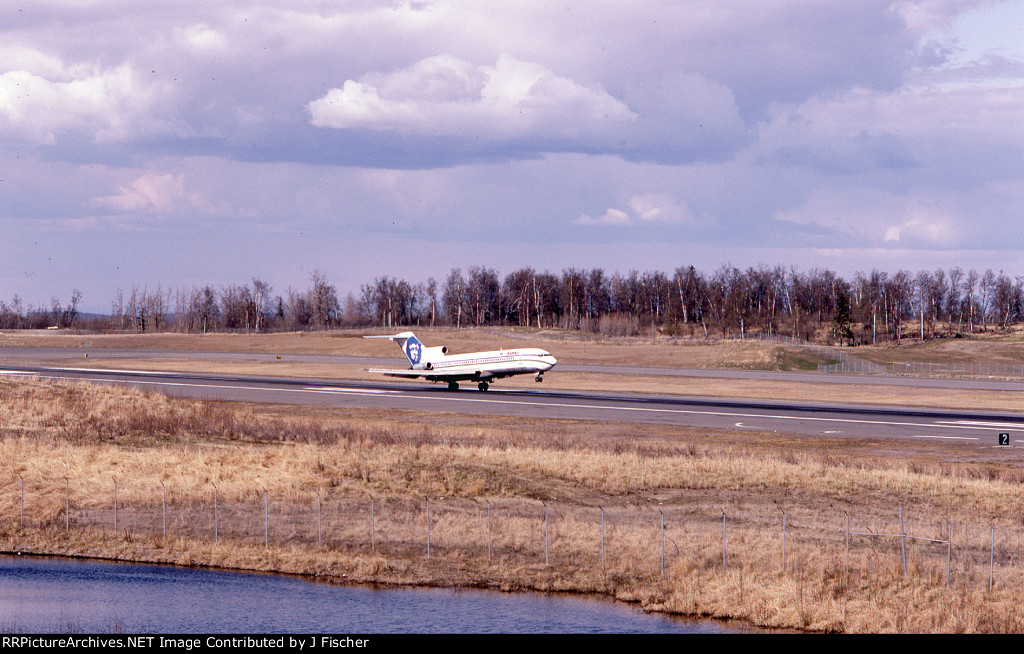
[6,324,1024,366]
[3,377,1024,632]
[0,326,778,368]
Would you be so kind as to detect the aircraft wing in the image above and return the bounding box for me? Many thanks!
[364,367,487,382]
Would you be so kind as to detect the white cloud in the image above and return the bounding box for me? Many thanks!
[178,23,229,53]
[751,79,1024,189]
[91,173,187,214]
[890,0,984,34]
[776,187,959,246]
[0,52,168,144]
[576,208,631,227]
[882,218,954,245]
[576,193,695,227]
[308,53,636,143]
[0,45,65,78]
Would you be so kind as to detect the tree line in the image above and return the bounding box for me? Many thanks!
[0,290,83,330]
[356,264,1024,345]
[3,265,1024,345]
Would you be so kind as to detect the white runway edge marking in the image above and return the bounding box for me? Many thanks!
[937,420,1024,430]
[911,435,979,441]
[13,371,400,397]
[47,367,171,375]
[411,394,1016,433]
[303,386,398,395]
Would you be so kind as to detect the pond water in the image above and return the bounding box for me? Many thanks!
[0,555,743,634]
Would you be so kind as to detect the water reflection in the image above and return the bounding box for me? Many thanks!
[1,555,739,634]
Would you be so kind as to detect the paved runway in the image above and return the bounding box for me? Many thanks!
[5,345,1024,391]
[3,359,1024,449]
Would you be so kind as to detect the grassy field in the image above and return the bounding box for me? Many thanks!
[0,325,805,364]
[3,329,1024,632]
[3,369,1024,633]
[5,323,1024,362]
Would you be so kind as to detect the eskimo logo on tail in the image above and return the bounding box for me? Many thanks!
[403,336,423,365]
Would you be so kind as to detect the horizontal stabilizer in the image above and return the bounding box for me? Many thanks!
[363,332,416,340]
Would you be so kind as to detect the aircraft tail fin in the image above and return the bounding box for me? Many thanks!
[364,331,424,366]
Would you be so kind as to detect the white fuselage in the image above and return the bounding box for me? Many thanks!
[364,332,557,389]
[416,348,557,381]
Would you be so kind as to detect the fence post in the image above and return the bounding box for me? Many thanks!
[19,475,23,528]
[368,494,375,555]
[543,502,549,566]
[990,524,995,591]
[486,500,492,562]
[426,497,431,559]
[844,512,850,577]
[264,490,269,548]
[600,506,605,571]
[899,507,907,576]
[162,482,166,539]
[113,478,117,534]
[781,511,787,573]
[946,522,951,587]
[214,485,218,544]
[721,510,727,570]
[317,492,322,548]
[64,477,69,531]
[659,508,665,576]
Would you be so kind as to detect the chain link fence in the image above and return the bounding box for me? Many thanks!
[5,475,1023,592]
[724,331,1024,377]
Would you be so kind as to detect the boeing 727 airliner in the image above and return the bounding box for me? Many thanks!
[364,332,556,391]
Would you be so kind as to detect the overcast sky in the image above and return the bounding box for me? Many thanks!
[2,1,1023,312]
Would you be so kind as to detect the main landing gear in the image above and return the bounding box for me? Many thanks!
[445,380,490,391]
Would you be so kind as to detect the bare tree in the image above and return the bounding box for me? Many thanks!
[442,268,466,328]
[502,267,536,327]
[466,266,500,327]
[252,278,272,332]
[308,269,340,328]
[584,268,611,329]
[946,266,963,334]
[285,286,312,330]
[198,286,219,333]
[965,269,979,333]
[979,269,996,331]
